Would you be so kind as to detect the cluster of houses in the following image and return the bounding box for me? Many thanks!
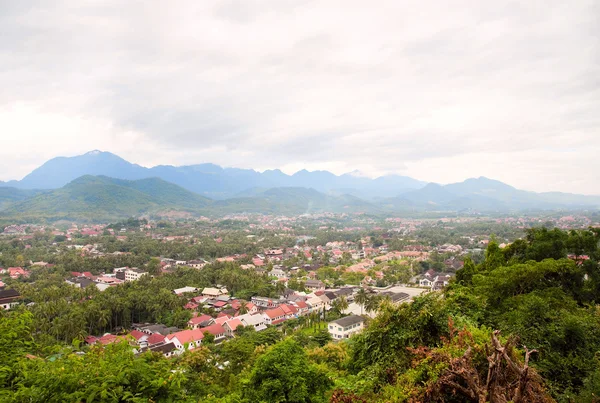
[84,283,381,357]
[65,266,149,291]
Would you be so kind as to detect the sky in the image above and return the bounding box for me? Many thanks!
[0,0,599,194]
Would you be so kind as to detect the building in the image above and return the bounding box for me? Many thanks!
[304,279,325,291]
[174,286,198,295]
[202,287,229,298]
[0,289,20,310]
[66,277,96,288]
[328,315,365,340]
[200,323,226,341]
[262,307,287,325]
[115,267,148,282]
[187,314,213,329]
[270,268,287,279]
[238,313,267,331]
[165,329,205,351]
[188,260,206,269]
[251,296,278,309]
[223,318,243,337]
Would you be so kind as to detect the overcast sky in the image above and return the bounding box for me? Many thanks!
[1,1,598,193]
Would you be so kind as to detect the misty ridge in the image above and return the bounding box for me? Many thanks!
[0,150,599,222]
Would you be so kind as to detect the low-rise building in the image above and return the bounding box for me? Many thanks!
[115,267,148,282]
[202,287,229,298]
[328,315,365,340]
[304,279,325,291]
[0,289,20,310]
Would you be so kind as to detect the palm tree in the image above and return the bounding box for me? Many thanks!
[354,288,369,315]
[238,301,249,315]
[331,296,349,315]
[365,294,381,314]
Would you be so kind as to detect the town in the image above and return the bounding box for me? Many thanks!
[1,212,597,361]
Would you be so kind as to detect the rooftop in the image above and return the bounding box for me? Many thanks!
[331,315,365,328]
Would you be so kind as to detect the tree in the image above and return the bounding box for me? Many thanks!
[331,296,349,315]
[145,257,162,275]
[354,288,369,316]
[364,294,381,314]
[242,338,332,402]
[455,257,476,285]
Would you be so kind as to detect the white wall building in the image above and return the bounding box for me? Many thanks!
[328,315,365,340]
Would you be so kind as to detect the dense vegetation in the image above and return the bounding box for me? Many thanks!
[0,227,599,402]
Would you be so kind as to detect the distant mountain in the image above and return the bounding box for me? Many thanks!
[6,151,427,199]
[0,177,377,222]
[1,175,211,222]
[14,150,149,189]
[384,177,600,212]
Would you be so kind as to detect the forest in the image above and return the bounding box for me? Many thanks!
[0,227,599,402]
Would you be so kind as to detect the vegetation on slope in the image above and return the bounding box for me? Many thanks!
[0,227,599,402]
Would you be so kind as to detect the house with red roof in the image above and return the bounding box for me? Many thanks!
[184,302,199,310]
[223,318,243,337]
[84,336,98,345]
[245,302,258,314]
[200,323,226,341]
[213,315,231,327]
[293,301,309,316]
[187,314,212,329]
[166,329,204,350]
[98,334,120,345]
[283,304,298,318]
[8,267,30,279]
[263,307,287,326]
[129,330,149,344]
[146,332,166,346]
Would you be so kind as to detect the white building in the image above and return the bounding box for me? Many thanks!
[238,313,267,331]
[328,315,365,340]
[270,268,287,279]
[123,268,148,282]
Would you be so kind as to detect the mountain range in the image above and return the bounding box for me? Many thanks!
[0,150,599,222]
[0,150,425,199]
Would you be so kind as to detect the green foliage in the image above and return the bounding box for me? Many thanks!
[242,338,333,403]
[9,342,191,402]
[349,294,451,378]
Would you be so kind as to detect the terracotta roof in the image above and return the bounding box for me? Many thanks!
[188,314,212,326]
[98,334,119,345]
[129,330,146,341]
[146,333,166,345]
[224,318,242,330]
[264,307,285,319]
[167,329,204,344]
[201,323,225,336]
[214,316,229,326]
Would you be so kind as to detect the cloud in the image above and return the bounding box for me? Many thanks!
[0,0,598,194]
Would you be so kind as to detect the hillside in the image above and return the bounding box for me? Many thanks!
[0,187,46,211]
[0,178,376,222]
[0,176,211,222]
[385,177,600,212]
[215,187,378,215]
